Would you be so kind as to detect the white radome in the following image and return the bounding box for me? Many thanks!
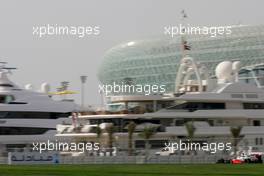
[25,84,34,90]
[40,82,50,93]
[232,61,241,72]
[215,61,233,80]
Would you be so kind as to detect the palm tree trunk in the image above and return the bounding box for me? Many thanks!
[109,135,113,156]
[145,139,149,157]
[234,138,238,157]
[128,134,133,156]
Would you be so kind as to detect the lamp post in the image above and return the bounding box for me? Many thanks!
[80,75,87,110]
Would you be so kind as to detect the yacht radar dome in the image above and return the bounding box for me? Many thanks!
[215,61,233,83]
[232,61,241,72]
[232,61,241,82]
[25,84,34,90]
[40,82,51,93]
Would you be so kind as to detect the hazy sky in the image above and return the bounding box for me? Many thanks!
[0,0,263,106]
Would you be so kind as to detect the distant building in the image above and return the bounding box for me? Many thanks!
[98,25,264,94]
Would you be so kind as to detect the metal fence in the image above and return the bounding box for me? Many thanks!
[59,155,222,164]
[0,153,228,165]
[0,157,7,164]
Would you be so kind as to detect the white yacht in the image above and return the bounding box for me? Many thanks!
[0,64,78,153]
[56,60,264,155]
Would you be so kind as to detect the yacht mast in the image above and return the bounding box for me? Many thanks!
[174,11,204,94]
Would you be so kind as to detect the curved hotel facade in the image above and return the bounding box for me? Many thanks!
[98,25,264,94]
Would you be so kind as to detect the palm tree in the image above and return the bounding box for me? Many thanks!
[95,125,102,156]
[230,126,242,157]
[185,122,196,154]
[95,125,102,140]
[138,127,157,157]
[105,125,115,156]
[185,121,196,141]
[127,121,137,156]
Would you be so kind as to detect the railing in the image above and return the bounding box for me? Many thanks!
[0,157,7,164]
[59,155,223,164]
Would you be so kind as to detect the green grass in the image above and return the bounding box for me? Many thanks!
[0,164,264,176]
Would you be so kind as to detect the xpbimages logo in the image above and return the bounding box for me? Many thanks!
[32,24,100,38]
[164,140,232,154]
[164,24,232,38]
[32,140,100,153]
[98,82,166,96]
